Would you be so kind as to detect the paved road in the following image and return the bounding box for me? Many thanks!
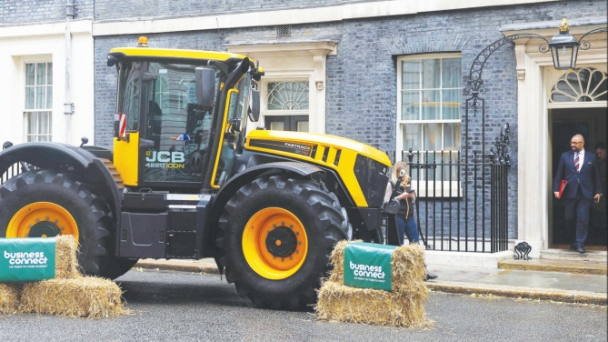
[1,270,606,342]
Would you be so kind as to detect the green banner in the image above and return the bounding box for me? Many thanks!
[0,238,56,282]
[343,242,395,291]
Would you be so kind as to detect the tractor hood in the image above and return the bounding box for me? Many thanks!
[245,130,391,167]
[245,129,391,207]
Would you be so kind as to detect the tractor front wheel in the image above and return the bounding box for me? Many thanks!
[216,174,349,310]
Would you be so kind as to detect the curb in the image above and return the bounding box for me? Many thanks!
[136,261,219,274]
[135,261,607,306]
[426,281,607,305]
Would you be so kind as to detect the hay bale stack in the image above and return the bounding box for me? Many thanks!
[316,241,430,327]
[19,277,127,318]
[328,241,427,292]
[0,283,22,314]
[54,235,81,279]
[316,281,428,327]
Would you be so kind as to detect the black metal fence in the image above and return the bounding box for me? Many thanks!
[0,163,25,186]
[405,145,509,253]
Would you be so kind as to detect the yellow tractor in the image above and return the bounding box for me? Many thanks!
[0,37,391,310]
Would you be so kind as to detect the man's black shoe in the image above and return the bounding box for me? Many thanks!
[425,266,438,281]
[577,246,586,254]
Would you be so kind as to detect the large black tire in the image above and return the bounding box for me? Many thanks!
[103,258,139,280]
[216,174,349,310]
[0,170,113,276]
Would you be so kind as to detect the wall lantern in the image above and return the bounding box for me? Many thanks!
[548,18,608,70]
[549,19,579,70]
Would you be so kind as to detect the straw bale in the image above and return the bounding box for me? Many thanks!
[55,235,81,279]
[0,283,23,314]
[315,280,430,328]
[329,241,427,292]
[19,277,127,318]
[327,240,354,283]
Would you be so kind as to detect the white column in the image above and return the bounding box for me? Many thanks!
[311,51,327,134]
[516,45,547,258]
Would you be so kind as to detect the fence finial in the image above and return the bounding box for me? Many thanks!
[407,148,414,163]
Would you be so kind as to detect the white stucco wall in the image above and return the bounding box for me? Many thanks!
[0,20,95,146]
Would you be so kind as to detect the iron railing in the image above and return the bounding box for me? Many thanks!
[405,147,509,253]
[0,162,29,186]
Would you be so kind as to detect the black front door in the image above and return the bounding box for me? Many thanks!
[551,108,607,248]
[265,115,309,132]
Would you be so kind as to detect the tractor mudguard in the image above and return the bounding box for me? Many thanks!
[0,142,92,175]
[0,142,122,230]
[199,161,325,257]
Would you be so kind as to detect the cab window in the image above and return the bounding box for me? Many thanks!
[141,62,220,184]
[118,62,143,131]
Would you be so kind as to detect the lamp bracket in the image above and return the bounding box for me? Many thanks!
[578,27,608,50]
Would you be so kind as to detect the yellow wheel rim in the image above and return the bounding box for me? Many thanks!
[6,202,79,240]
[242,207,308,280]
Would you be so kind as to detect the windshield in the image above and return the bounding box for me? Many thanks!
[118,61,221,184]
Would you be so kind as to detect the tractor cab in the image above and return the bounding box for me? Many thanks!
[107,37,263,193]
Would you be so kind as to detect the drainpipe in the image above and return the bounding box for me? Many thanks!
[64,0,75,144]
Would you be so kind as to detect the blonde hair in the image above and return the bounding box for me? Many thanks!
[390,161,410,188]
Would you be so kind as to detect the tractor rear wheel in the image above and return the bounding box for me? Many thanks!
[0,170,113,276]
[216,174,349,310]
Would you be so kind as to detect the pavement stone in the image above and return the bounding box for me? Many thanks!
[135,257,608,305]
[499,259,607,276]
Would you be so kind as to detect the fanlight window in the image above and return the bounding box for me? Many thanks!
[266,81,309,110]
[550,68,607,102]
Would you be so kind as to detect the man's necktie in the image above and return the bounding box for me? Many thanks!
[574,152,580,173]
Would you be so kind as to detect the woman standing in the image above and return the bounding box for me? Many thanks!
[387,161,437,280]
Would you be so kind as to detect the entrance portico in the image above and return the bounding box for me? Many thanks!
[502,18,607,258]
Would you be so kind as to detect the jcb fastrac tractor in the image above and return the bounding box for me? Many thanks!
[0,37,391,310]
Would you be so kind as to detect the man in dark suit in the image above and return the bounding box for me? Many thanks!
[553,134,603,254]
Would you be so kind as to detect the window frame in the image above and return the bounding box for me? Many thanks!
[260,75,311,131]
[23,60,53,143]
[396,53,463,198]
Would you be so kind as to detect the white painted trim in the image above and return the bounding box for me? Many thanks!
[395,53,463,162]
[0,20,92,39]
[226,42,337,56]
[547,102,608,109]
[92,0,560,36]
[19,58,54,143]
[399,52,462,61]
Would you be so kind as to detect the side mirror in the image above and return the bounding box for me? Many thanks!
[195,67,215,108]
[248,89,260,122]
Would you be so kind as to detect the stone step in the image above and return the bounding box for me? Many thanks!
[499,258,607,276]
[539,249,607,263]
